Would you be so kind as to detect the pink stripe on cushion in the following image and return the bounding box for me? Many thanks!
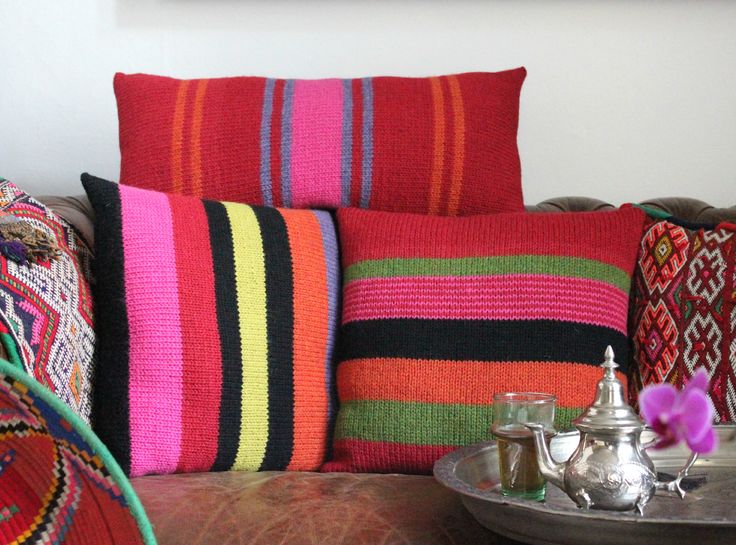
[343,275,629,333]
[291,79,343,208]
[120,185,183,476]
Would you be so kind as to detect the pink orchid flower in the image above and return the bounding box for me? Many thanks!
[639,368,717,454]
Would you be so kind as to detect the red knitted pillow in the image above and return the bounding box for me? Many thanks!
[323,206,646,474]
[115,69,526,215]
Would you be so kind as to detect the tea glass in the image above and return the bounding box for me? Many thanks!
[492,392,556,501]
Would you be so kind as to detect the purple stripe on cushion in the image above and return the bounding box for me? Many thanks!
[359,77,373,208]
[341,79,353,207]
[259,78,276,206]
[315,210,339,428]
[280,79,295,207]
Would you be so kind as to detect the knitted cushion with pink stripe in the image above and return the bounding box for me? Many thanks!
[324,206,646,474]
[83,174,339,477]
[114,69,526,215]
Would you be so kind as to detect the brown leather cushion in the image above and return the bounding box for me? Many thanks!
[37,195,95,245]
[132,471,522,545]
[525,196,736,222]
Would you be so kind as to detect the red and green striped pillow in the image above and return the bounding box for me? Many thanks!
[82,174,339,477]
[114,69,526,216]
[323,206,646,474]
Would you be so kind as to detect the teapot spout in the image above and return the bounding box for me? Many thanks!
[525,423,565,491]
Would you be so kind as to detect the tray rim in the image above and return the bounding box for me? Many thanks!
[433,425,736,527]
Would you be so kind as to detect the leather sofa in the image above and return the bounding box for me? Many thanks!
[28,195,736,545]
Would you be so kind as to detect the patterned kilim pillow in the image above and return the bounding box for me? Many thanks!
[323,206,646,474]
[0,179,95,422]
[82,174,339,477]
[629,210,736,422]
[114,69,526,215]
[0,357,156,544]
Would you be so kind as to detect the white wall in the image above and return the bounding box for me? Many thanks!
[1,0,734,205]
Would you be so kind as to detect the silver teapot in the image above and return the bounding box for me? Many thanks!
[526,346,698,514]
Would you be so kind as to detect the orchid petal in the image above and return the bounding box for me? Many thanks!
[649,417,669,437]
[683,368,710,395]
[639,383,677,426]
[651,435,679,450]
[678,389,714,444]
[687,426,718,454]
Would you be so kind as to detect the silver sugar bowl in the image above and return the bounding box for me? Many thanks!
[526,346,697,514]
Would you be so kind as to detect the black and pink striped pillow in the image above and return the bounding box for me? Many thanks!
[83,174,339,476]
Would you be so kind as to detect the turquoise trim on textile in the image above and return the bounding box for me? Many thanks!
[0,333,22,369]
[634,203,672,220]
[0,308,26,371]
[0,357,158,545]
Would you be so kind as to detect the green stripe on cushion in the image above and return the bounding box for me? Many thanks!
[345,255,631,292]
[334,400,581,446]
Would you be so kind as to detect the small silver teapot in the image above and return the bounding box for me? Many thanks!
[526,346,698,514]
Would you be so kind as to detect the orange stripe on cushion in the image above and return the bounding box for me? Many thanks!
[337,358,624,407]
[189,79,209,197]
[283,210,330,470]
[446,75,465,216]
[170,80,190,194]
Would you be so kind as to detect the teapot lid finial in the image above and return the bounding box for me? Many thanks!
[573,346,643,433]
[602,346,619,381]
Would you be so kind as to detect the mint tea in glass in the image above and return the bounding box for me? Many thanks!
[492,392,556,501]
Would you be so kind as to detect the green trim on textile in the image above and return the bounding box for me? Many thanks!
[0,333,23,369]
[634,204,671,220]
[345,255,631,292]
[0,358,158,545]
[335,399,581,445]
[0,307,25,371]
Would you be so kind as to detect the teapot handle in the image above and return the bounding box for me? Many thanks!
[652,450,699,499]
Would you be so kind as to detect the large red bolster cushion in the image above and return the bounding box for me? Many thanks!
[115,69,526,215]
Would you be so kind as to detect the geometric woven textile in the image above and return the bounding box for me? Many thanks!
[0,179,94,423]
[82,174,339,477]
[630,213,736,422]
[323,206,646,474]
[0,357,155,545]
[114,69,526,216]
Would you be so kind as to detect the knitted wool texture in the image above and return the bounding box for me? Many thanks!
[83,175,339,477]
[323,206,646,474]
[629,213,736,421]
[114,69,526,215]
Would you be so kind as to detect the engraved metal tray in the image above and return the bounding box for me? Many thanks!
[434,426,736,545]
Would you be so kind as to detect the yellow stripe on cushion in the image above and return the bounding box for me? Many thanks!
[225,203,270,471]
